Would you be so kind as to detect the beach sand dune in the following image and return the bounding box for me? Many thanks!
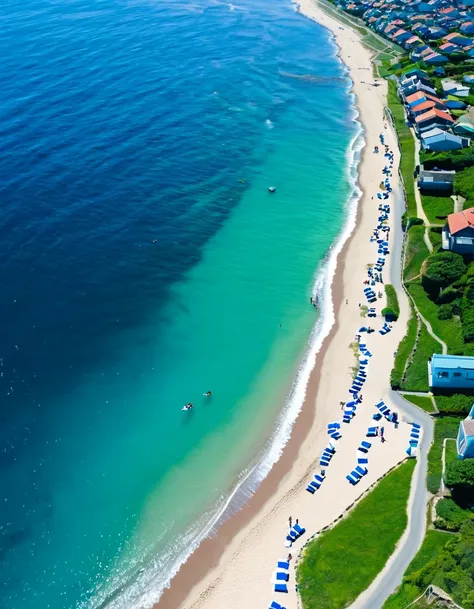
[155,6,416,609]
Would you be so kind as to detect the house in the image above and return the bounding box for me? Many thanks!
[429,354,474,389]
[457,406,474,459]
[443,207,474,252]
[443,32,473,47]
[441,78,471,97]
[453,114,474,137]
[461,21,474,34]
[424,51,449,64]
[401,79,438,98]
[417,165,455,193]
[426,26,448,39]
[439,42,462,55]
[421,127,468,150]
[415,108,454,131]
[464,74,474,84]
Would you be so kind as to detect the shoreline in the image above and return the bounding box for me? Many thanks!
[155,4,413,609]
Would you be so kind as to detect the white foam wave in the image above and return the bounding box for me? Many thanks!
[265,118,274,129]
[86,99,365,609]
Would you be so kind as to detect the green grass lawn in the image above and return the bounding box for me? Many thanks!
[404,226,429,282]
[427,417,461,494]
[387,80,416,217]
[404,394,436,413]
[391,304,418,389]
[297,460,416,609]
[384,284,400,319]
[422,195,453,224]
[382,530,452,609]
[407,282,464,354]
[445,438,458,465]
[402,325,439,392]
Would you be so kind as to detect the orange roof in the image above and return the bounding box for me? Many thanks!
[448,208,474,235]
[413,100,436,112]
[415,108,453,123]
[407,91,444,105]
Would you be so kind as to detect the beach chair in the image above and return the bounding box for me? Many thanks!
[346,473,359,485]
[361,441,372,450]
[412,423,421,430]
[373,413,382,421]
[293,523,306,536]
[314,474,325,484]
[409,440,419,448]
[277,561,289,571]
[350,469,362,480]
[274,583,288,593]
[269,602,286,609]
[330,432,342,440]
[358,457,369,464]
[275,571,289,582]
[355,465,368,476]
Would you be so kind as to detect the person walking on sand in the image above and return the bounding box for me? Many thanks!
[288,516,292,528]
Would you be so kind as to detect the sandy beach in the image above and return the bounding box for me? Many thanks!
[155,4,416,609]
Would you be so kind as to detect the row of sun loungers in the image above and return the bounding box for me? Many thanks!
[367,307,376,318]
[285,523,306,548]
[306,472,326,494]
[346,464,368,485]
[320,443,336,466]
[406,422,421,457]
[375,400,391,420]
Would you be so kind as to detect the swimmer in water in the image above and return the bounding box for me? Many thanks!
[203,391,212,397]
[183,403,193,411]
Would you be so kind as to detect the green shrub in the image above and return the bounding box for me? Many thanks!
[422,251,467,296]
[384,284,400,320]
[438,286,462,304]
[435,498,472,532]
[436,394,474,415]
[445,459,474,487]
[438,303,453,320]
[455,165,474,204]
[407,217,424,228]
[421,147,474,171]
[382,307,398,321]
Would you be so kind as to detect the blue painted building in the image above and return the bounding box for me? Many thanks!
[457,406,474,459]
[429,354,474,389]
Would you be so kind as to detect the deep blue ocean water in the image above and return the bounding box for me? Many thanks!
[0,0,356,607]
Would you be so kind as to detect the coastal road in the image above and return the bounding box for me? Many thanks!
[349,179,435,609]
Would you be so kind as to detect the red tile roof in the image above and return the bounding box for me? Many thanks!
[448,208,474,235]
[413,100,436,112]
[415,108,454,123]
[406,91,442,104]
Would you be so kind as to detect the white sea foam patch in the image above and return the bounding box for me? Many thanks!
[84,112,366,609]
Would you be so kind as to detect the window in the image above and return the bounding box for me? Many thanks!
[456,237,474,246]
[454,372,462,377]
[437,371,449,378]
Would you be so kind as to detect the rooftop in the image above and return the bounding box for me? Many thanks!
[447,207,474,234]
[431,353,474,369]
[462,419,474,436]
[415,108,454,124]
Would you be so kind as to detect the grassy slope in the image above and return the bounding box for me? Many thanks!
[387,80,417,217]
[404,226,429,282]
[382,530,452,609]
[297,460,416,609]
[402,325,439,392]
[427,417,461,494]
[404,394,436,414]
[422,195,453,224]
[407,283,464,354]
[391,304,418,388]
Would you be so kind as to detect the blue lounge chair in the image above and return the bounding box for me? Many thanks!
[277,561,289,571]
[412,423,421,430]
[270,602,286,609]
[330,432,342,440]
[355,465,368,476]
[346,473,359,485]
[358,457,369,464]
[314,475,325,484]
[373,413,382,421]
[306,485,316,494]
[361,441,371,449]
[293,523,305,536]
[350,469,362,480]
[276,571,289,581]
[274,583,288,593]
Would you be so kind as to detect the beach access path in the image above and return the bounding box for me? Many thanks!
[155,6,425,609]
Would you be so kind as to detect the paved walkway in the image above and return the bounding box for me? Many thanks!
[349,392,434,609]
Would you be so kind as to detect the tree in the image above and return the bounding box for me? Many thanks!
[422,251,467,296]
[445,460,474,488]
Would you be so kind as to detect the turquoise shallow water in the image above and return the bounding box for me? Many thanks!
[0,0,358,607]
